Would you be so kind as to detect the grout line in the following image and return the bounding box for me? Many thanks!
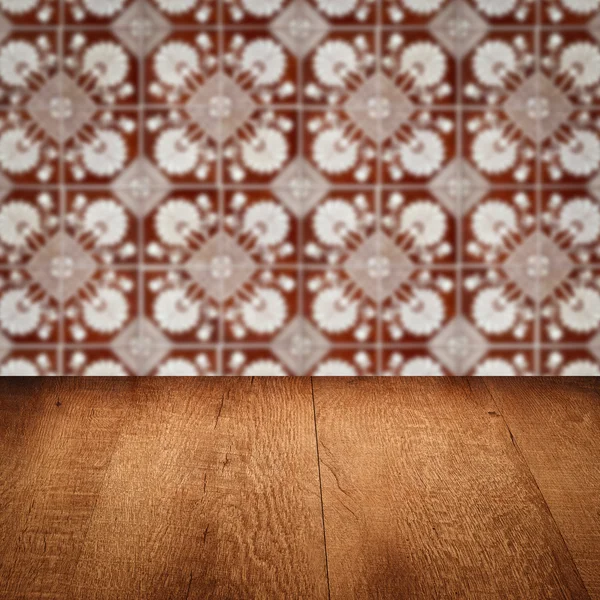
[57,19,65,375]
[310,377,332,600]
[216,0,225,377]
[455,0,463,376]
[534,0,542,376]
[3,23,597,31]
[3,183,597,191]
[137,0,147,373]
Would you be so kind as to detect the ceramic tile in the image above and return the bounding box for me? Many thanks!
[542,0,600,25]
[0,189,60,265]
[542,347,600,376]
[0,0,58,25]
[1,0,599,375]
[380,267,457,344]
[461,266,538,344]
[0,348,58,375]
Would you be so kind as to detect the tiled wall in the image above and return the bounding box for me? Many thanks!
[0,0,599,375]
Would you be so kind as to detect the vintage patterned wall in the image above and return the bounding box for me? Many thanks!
[0,0,599,375]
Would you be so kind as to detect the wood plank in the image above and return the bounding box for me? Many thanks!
[313,377,590,600]
[485,377,600,600]
[0,378,130,600]
[68,377,328,600]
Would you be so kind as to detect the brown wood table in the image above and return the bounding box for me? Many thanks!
[0,378,598,599]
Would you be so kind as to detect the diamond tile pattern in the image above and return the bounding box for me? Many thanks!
[1,0,600,376]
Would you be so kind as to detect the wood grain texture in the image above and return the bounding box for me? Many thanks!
[0,378,328,600]
[0,378,130,600]
[1,378,598,600]
[312,377,591,600]
[485,377,600,600]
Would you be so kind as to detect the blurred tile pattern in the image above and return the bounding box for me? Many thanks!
[0,0,600,375]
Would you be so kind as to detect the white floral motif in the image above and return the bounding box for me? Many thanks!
[148,111,216,181]
[558,287,600,333]
[308,271,375,341]
[401,357,443,376]
[313,128,359,175]
[473,287,517,334]
[313,286,359,334]
[240,39,287,87]
[399,201,447,248]
[306,36,375,105]
[224,112,292,181]
[67,112,134,181]
[155,0,196,14]
[560,360,600,376]
[313,360,358,376]
[155,199,201,247]
[0,358,40,376]
[240,0,284,17]
[313,199,359,248]
[2,354,54,376]
[242,201,290,248]
[383,271,451,340]
[156,358,198,376]
[468,194,536,263]
[63,35,134,104]
[542,193,600,263]
[241,288,287,334]
[542,270,600,341]
[0,41,41,87]
[148,194,218,264]
[400,42,447,89]
[225,270,294,340]
[539,36,600,105]
[154,42,201,88]
[83,42,129,88]
[400,0,444,14]
[558,199,600,245]
[155,127,201,176]
[154,288,201,335]
[465,270,534,340]
[241,127,288,174]
[381,195,451,265]
[473,0,518,17]
[149,36,217,103]
[0,288,42,336]
[84,360,128,376]
[399,130,445,177]
[473,359,517,376]
[243,360,287,376]
[399,289,445,336]
[0,0,40,14]
[0,200,42,248]
[542,112,600,181]
[384,112,452,181]
[468,112,534,182]
[148,272,217,341]
[381,35,452,105]
[0,128,43,176]
[82,287,129,334]
[0,34,57,103]
[545,0,600,22]
[82,200,128,247]
[0,274,57,341]
[82,130,127,178]
[558,131,600,177]
[465,36,534,106]
[313,41,358,88]
[315,0,358,16]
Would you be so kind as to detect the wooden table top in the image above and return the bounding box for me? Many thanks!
[0,377,598,599]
